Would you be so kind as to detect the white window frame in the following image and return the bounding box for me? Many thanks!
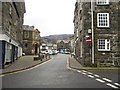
[98,39,110,51]
[96,0,109,5]
[97,13,110,28]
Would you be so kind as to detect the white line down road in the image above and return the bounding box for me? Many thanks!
[77,70,81,73]
[67,58,120,89]
[87,72,93,75]
[94,74,100,77]
[96,79,105,83]
[102,78,112,82]
[114,83,120,87]
[88,75,94,78]
[106,83,119,89]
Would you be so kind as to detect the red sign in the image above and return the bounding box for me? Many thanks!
[86,37,91,44]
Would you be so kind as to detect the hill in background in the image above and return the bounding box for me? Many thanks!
[41,34,73,44]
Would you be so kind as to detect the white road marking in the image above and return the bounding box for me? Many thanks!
[87,72,93,75]
[88,75,94,78]
[67,59,73,70]
[77,70,81,73]
[66,58,120,89]
[102,78,112,82]
[106,83,119,89]
[114,83,120,87]
[82,70,87,72]
[82,72,87,75]
[96,78,105,83]
[68,67,77,72]
[67,67,71,69]
[94,74,100,77]
[66,59,70,69]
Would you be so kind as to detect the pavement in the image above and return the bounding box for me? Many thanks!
[0,55,51,75]
[69,56,119,70]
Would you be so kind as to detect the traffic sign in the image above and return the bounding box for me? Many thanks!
[86,37,91,44]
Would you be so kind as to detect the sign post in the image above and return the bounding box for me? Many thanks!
[86,37,92,65]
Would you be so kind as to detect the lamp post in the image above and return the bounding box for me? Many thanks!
[91,0,95,64]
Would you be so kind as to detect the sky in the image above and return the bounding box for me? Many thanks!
[24,0,75,37]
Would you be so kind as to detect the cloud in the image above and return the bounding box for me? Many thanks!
[24,0,75,36]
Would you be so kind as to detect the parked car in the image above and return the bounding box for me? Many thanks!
[48,50,53,55]
[53,50,58,55]
[64,51,70,54]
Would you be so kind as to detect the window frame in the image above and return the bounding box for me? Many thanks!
[96,0,109,5]
[97,13,110,28]
[98,39,110,51]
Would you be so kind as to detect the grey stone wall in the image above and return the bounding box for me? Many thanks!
[73,1,120,66]
[23,27,40,55]
[95,2,119,64]
[2,2,25,44]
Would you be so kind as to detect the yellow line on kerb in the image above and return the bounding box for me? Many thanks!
[0,58,52,77]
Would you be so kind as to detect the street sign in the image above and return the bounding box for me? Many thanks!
[86,37,91,44]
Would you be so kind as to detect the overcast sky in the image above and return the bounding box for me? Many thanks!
[23,0,75,37]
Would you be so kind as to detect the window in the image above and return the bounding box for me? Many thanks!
[98,39,110,51]
[96,0,109,5]
[24,31,29,39]
[97,13,109,28]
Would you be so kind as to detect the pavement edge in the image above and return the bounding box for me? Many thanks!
[0,58,52,76]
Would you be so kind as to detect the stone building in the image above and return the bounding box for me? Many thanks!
[23,25,41,55]
[69,35,74,53]
[57,40,71,52]
[73,0,120,66]
[0,1,26,68]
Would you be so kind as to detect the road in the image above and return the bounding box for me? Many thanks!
[2,54,120,88]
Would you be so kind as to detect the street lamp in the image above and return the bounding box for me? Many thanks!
[91,0,95,64]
